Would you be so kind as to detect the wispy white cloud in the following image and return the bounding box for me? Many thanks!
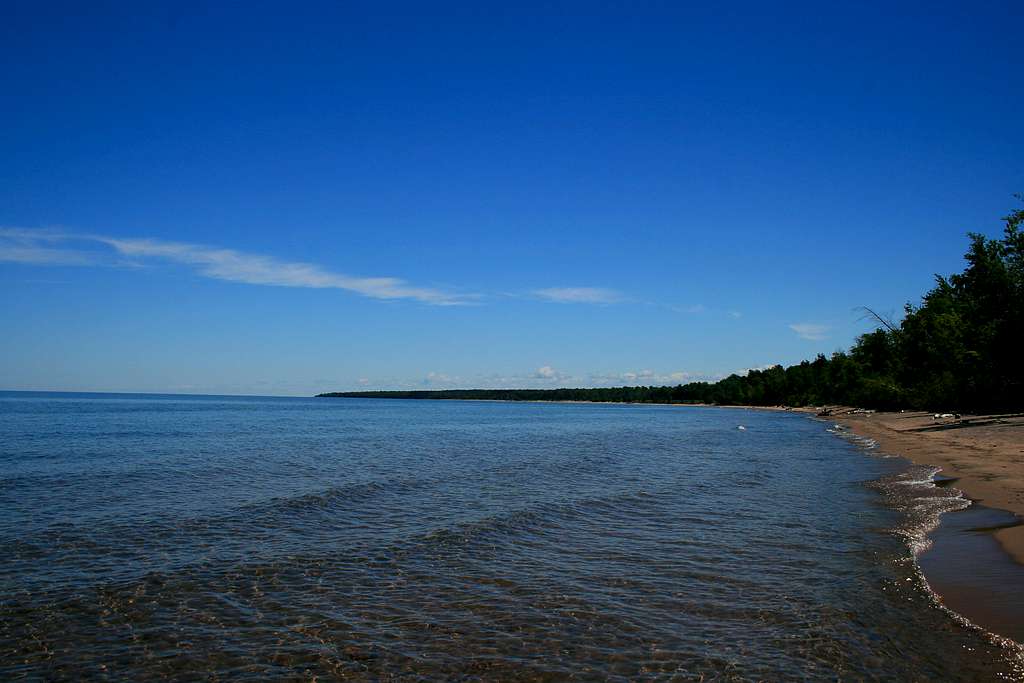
[788,322,830,341]
[665,304,744,319]
[0,244,95,265]
[0,228,97,265]
[0,228,472,306]
[533,365,573,382]
[533,287,625,304]
[99,236,472,305]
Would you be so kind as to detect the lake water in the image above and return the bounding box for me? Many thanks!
[1,392,1021,680]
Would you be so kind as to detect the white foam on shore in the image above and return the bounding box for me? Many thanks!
[823,422,968,554]
[879,464,970,555]
[826,424,889,454]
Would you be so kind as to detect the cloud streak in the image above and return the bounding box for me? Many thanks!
[533,365,573,382]
[788,323,830,341]
[533,287,625,304]
[0,228,472,305]
[0,228,97,265]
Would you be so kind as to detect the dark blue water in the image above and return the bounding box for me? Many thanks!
[0,392,1020,680]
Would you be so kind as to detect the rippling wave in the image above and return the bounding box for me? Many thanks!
[1,393,1021,680]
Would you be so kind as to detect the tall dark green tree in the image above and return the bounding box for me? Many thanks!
[896,199,1024,410]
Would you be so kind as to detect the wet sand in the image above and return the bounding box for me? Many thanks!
[918,502,1024,644]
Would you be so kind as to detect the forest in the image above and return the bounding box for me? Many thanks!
[321,200,1023,412]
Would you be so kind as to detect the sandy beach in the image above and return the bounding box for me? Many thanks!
[816,408,1024,563]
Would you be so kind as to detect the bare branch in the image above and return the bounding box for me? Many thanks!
[857,306,898,333]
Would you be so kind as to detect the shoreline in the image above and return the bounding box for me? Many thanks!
[813,408,1024,564]
[811,407,1024,647]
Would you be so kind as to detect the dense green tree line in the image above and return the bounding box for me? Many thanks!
[321,200,1023,412]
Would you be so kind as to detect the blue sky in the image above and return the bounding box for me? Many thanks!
[2,2,1022,395]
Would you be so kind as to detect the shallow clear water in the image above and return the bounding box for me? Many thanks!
[0,392,1020,680]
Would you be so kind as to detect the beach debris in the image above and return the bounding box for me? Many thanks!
[932,413,961,421]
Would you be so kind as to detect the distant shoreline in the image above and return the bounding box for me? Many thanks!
[318,393,793,410]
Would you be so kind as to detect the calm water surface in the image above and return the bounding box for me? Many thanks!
[1,393,1021,680]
